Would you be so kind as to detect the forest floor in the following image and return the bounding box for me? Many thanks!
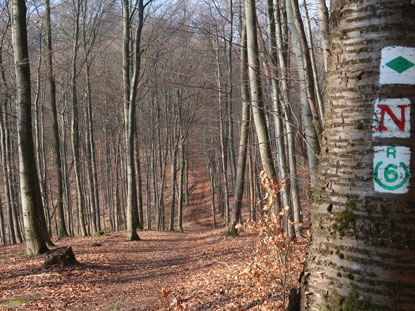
[0,169,261,311]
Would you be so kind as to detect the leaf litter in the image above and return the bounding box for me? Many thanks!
[0,170,308,310]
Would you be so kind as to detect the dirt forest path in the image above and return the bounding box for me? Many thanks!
[0,167,256,311]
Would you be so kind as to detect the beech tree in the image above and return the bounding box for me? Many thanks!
[11,0,49,255]
[302,1,415,310]
[245,0,276,180]
[44,0,68,239]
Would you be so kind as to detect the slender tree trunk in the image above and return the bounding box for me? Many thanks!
[207,157,216,229]
[169,144,177,231]
[227,0,236,193]
[176,138,184,232]
[60,106,73,237]
[44,0,68,238]
[0,43,17,244]
[245,0,276,180]
[184,158,188,205]
[84,103,97,234]
[302,0,324,120]
[315,0,329,72]
[85,63,101,232]
[71,0,86,237]
[135,144,144,230]
[123,0,145,241]
[213,36,230,226]
[145,157,151,230]
[33,44,53,243]
[114,144,121,231]
[287,0,322,138]
[247,134,255,222]
[0,195,5,245]
[11,0,49,255]
[267,0,290,211]
[229,18,250,235]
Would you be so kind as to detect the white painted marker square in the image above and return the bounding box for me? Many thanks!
[374,146,410,194]
[379,46,415,85]
[373,98,411,138]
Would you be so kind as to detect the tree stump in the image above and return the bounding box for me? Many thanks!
[43,246,79,268]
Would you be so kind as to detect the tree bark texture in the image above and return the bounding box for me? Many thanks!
[316,0,329,72]
[302,1,415,310]
[245,0,276,180]
[229,19,250,235]
[71,0,87,237]
[45,0,68,238]
[11,0,49,255]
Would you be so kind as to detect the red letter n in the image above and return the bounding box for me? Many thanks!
[375,104,408,132]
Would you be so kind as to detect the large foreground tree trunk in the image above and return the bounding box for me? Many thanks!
[302,1,415,310]
[11,0,49,255]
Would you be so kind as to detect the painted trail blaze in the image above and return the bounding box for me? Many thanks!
[379,46,415,85]
[374,46,413,194]
[373,98,411,138]
[374,146,410,194]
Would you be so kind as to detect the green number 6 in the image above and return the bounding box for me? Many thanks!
[374,161,409,191]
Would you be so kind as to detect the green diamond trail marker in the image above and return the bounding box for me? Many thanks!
[380,46,415,85]
[386,56,414,74]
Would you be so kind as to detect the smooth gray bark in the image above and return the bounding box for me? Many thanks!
[229,18,250,235]
[11,0,49,255]
[316,0,329,72]
[226,0,236,193]
[45,0,68,238]
[70,0,87,237]
[245,0,276,180]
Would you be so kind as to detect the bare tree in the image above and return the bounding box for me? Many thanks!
[44,0,68,238]
[11,0,49,255]
[245,0,276,179]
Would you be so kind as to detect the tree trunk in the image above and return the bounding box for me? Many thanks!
[11,0,49,255]
[283,0,320,186]
[33,42,53,244]
[85,62,101,233]
[44,0,68,238]
[226,0,236,193]
[0,195,5,245]
[213,35,230,226]
[315,0,329,72]
[123,0,145,241]
[169,144,178,231]
[70,0,86,237]
[207,157,216,229]
[287,0,322,139]
[244,0,276,180]
[302,0,324,120]
[145,157,151,230]
[247,134,256,222]
[302,1,415,310]
[60,106,73,236]
[176,138,184,232]
[0,45,17,245]
[229,18,250,235]
[135,145,144,230]
[267,0,290,211]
